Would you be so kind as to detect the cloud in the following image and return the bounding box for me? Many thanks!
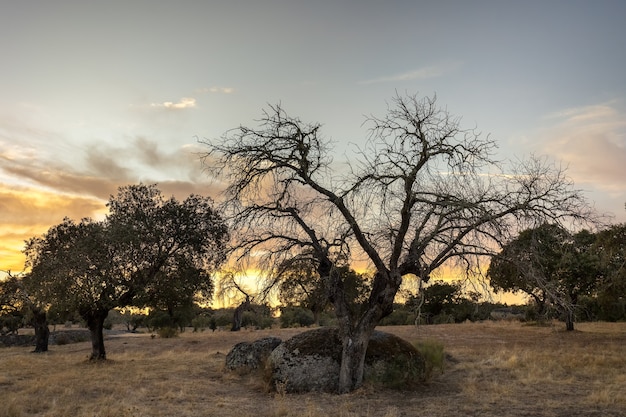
[540,101,626,193]
[1,157,122,200]
[0,184,106,271]
[0,137,226,271]
[151,97,197,110]
[1,135,223,200]
[196,86,235,94]
[359,62,461,85]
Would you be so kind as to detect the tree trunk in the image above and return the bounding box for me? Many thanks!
[565,309,575,331]
[312,309,321,326]
[231,297,250,331]
[86,310,109,360]
[337,329,372,393]
[31,308,49,353]
[333,270,398,393]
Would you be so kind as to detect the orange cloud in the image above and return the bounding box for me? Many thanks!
[0,134,228,272]
[0,184,106,271]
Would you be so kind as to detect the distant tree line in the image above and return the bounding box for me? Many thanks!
[3,213,625,351]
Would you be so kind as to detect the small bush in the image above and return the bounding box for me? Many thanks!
[192,315,212,332]
[369,353,426,390]
[279,307,315,328]
[157,327,178,338]
[379,309,415,326]
[54,333,70,346]
[413,339,445,378]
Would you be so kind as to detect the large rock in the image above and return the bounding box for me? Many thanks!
[225,337,282,371]
[267,327,425,393]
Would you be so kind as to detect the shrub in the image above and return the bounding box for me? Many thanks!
[379,309,414,326]
[146,310,174,331]
[54,333,70,345]
[279,307,314,328]
[413,339,445,379]
[212,311,234,328]
[157,327,178,338]
[192,315,212,332]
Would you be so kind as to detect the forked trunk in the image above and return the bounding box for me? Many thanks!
[31,308,49,353]
[332,270,400,393]
[86,310,109,360]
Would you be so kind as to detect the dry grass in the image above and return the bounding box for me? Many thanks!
[1,321,625,417]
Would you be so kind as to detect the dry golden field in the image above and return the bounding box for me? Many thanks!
[1,321,625,417]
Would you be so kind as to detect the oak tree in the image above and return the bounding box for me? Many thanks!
[24,184,228,359]
[488,224,601,330]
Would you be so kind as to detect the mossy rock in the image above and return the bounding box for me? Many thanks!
[267,327,425,392]
[225,337,282,371]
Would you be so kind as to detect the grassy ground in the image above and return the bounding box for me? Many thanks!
[1,321,625,417]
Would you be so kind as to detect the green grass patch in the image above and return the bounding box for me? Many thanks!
[413,338,445,378]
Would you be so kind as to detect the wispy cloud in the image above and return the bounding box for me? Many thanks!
[196,86,235,94]
[545,102,620,124]
[540,101,626,193]
[359,62,461,85]
[150,97,197,110]
[1,137,219,200]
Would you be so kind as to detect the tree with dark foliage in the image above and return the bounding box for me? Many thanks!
[488,224,601,330]
[24,184,228,359]
[1,271,50,352]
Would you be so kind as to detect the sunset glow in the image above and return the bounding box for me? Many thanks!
[2,1,625,284]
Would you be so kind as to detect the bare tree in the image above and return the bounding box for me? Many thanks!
[201,93,593,393]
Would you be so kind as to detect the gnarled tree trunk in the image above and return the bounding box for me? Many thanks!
[332,270,400,393]
[337,328,373,393]
[85,309,109,360]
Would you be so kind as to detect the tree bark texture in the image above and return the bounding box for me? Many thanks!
[337,330,372,393]
[333,270,400,393]
[86,310,109,360]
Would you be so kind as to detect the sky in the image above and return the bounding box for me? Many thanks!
[1,0,626,276]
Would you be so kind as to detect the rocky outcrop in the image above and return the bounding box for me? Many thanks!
[266,327,425,392]
[225,336,282,371]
